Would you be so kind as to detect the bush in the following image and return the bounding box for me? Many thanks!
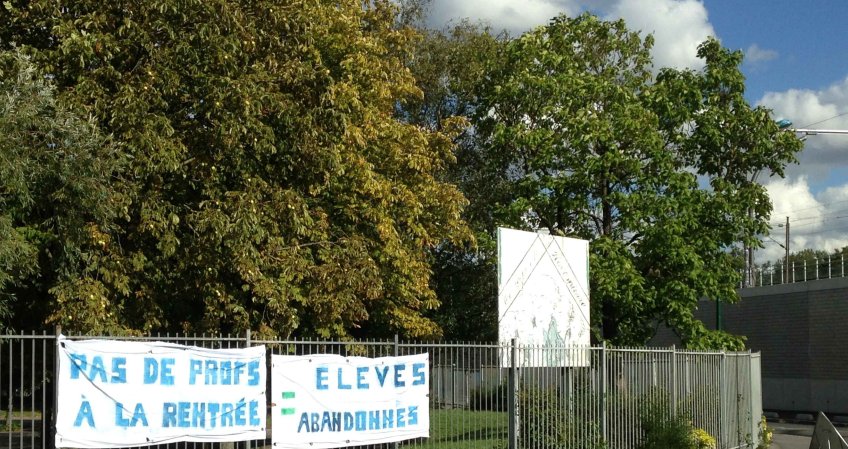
[636,390,714,449]
[518,385,605,449]
[692,427,716,449]
[757,415,773,449]
[504,383,721,449]
[469,382,508,411]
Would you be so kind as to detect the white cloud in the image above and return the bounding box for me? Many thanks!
[744,43,778,64]
[759,77,848,181]
[603,0,714,71]
[760,177,848,265]
[425,0,579,35]
[757,75,848,261]
[426,0,715,71]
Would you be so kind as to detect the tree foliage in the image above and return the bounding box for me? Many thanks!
[1,0,471,338]
[422,14,803,348]
[0,49,125,332]
[401,22,506,340]
[1,2,805,347]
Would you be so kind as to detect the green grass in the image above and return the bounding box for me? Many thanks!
[4,410,42,420]
[0,410,43,432]
[409,409,507,449]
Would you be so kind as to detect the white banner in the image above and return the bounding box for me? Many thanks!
[498,227,590,367]
[271,353,429,449]
[55,337,266,448]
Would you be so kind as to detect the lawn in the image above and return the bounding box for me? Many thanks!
[410,409,507,449]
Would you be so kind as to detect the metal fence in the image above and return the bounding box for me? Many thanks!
[746,254,848,287]
[0,333,761,449]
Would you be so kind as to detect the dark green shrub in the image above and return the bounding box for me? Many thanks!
[636,390,696,449]
[469,382,509,411]
[518,385,605,449]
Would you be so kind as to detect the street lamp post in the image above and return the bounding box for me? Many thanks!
[727,121,845,325]
[780,122,848,283]
[792,128,848,136]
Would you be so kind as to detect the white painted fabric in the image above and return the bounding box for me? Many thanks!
[498,227,590,366]
[55,336,266,448]
[271,353,429,448]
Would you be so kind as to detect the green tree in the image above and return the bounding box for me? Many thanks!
[1,0,471,338]
[0,49,125,332]
[401,22,506,340]
[463,14,802,348]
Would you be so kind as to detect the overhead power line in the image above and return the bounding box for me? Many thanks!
[801,111,848,128]
[772,199,848,217]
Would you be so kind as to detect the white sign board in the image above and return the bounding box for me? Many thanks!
[498,227,590,366]
[271,353,429,448]
[55,337,266,448]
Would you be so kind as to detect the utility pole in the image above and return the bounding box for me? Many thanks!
[776,216,790,283]
[748,233,754,286]
[784,216,790,282]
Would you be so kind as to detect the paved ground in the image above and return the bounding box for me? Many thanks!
[772,432,810,449]
[772,434,810,449]
[769,421,848,449]
[771,422,813,449]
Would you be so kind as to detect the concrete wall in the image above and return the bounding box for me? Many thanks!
[652,277,848,414]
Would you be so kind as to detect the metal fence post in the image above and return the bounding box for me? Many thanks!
[394,335,400,449]
[51,326,61,449]
[601,342,607,445]
[719,351,726,449]
[451,363,457,407]
[671,345,677,417]
[508,338,519,449]
[745,352,752,446]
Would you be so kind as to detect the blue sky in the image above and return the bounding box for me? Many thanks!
[708,0,848,102]
[425,0,848,263]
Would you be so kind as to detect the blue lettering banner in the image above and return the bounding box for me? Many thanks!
[55,336,266,448]
[271,353,429,448]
